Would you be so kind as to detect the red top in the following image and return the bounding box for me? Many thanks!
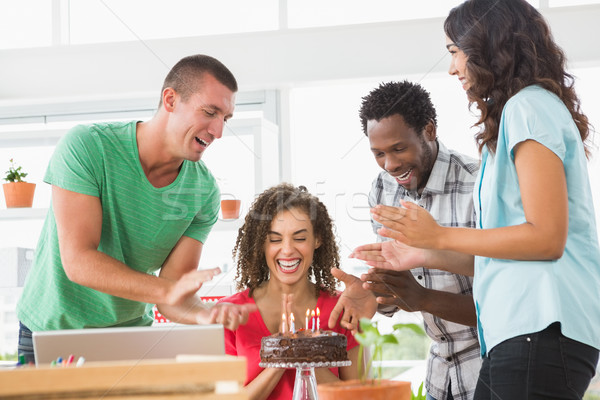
[217,289,359,400]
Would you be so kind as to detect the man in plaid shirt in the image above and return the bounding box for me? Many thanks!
[358,81,481,400]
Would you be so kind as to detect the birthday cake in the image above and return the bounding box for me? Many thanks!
[260,330,348,364]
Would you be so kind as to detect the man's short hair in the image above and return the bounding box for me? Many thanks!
[159,54,238,106]
[359,80,437,136]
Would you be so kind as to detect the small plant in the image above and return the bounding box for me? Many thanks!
[354,317,427,399]
[412,382,426,400]
[4,159,28,183]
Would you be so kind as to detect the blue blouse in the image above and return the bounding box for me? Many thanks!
[473,85,600,356]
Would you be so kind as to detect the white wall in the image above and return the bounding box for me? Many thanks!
[0,5,599,103]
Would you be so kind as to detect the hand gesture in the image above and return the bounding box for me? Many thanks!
[165,267,221,306]
[201,302,258,331]
[372,202,443,249]
[328,268,377,333]
[351,240,426,271]
[361,268,426,313]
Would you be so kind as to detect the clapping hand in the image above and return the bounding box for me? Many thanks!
[361,268,426,313]
[371,202,443,249]
[350,240,426,271]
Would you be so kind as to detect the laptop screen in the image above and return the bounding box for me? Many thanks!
[32,324,225,366]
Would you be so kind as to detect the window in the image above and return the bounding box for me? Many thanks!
[287,0,464,28]
[69,0,279,44]
[0,0,52,49]
[550,0,600,6]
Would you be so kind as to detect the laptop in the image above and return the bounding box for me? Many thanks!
[32,324,225,366]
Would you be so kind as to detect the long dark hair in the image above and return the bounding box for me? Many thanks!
[444,0,591,157]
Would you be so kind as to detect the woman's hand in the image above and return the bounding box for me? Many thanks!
[328,268,377,332]
[371,201,446,250]
[350,240,427,271]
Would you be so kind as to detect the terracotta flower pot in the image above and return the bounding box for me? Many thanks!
[221,199,241,219]
[317,379,412,400]
[3,182,36,208]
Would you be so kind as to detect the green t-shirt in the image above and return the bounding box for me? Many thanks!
[17,121,220,331]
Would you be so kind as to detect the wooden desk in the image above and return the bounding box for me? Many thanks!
[0,356,247,399]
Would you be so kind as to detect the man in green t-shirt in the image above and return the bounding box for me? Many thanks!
[17,54,256,364]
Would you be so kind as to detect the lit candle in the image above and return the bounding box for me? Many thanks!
[316,307,321,331]
[290,312,295,333]
[311,309,316,332]
[305,308,310,330]
[281,312,287,334]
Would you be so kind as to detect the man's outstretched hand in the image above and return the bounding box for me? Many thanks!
[328,268,377,333]
[199,302,258,331]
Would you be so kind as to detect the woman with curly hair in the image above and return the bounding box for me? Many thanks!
[353,0,599,399]
[217,183,358,400]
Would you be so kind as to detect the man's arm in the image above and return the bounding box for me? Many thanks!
[54,185,254,329]
[362,269,476,326]
[54,185,203,303]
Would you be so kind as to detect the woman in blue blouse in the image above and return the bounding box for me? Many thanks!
[352,1,600,399]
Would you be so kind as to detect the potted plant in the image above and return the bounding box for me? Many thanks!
[3,158,36,208]
[317,318,427,400]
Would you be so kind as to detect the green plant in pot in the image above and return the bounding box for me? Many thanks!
[317,317,427,400]
[3,158,36,208]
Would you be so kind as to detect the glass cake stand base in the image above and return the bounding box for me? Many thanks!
[293,366,317,400]
[259,360,351,400]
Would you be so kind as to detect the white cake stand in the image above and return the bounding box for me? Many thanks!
[259,360,351,400]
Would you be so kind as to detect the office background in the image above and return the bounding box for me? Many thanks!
[1,1,599,388]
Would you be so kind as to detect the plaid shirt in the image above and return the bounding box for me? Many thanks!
[369,141,481,400]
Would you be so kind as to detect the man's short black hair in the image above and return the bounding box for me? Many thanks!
[359,80,437,136]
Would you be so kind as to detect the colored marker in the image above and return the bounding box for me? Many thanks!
[66,354,75,366]
[76,356,85,367]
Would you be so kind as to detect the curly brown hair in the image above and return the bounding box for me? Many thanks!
[444,0,592,157]
[232,183,339,297]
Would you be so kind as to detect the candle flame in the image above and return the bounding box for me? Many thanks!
[290,313,295,322]
[316,307,320,317]
[306,308,310,317]
[282,313,286,320]
[311,309,315,317]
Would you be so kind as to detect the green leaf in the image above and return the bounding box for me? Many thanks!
[359,318,378,333]
[392,322,426,337]
[379,333,399,345]
[355,318,381,347]
[354,318,426,385]
[411,382,426,400]
[4,159,28,183]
